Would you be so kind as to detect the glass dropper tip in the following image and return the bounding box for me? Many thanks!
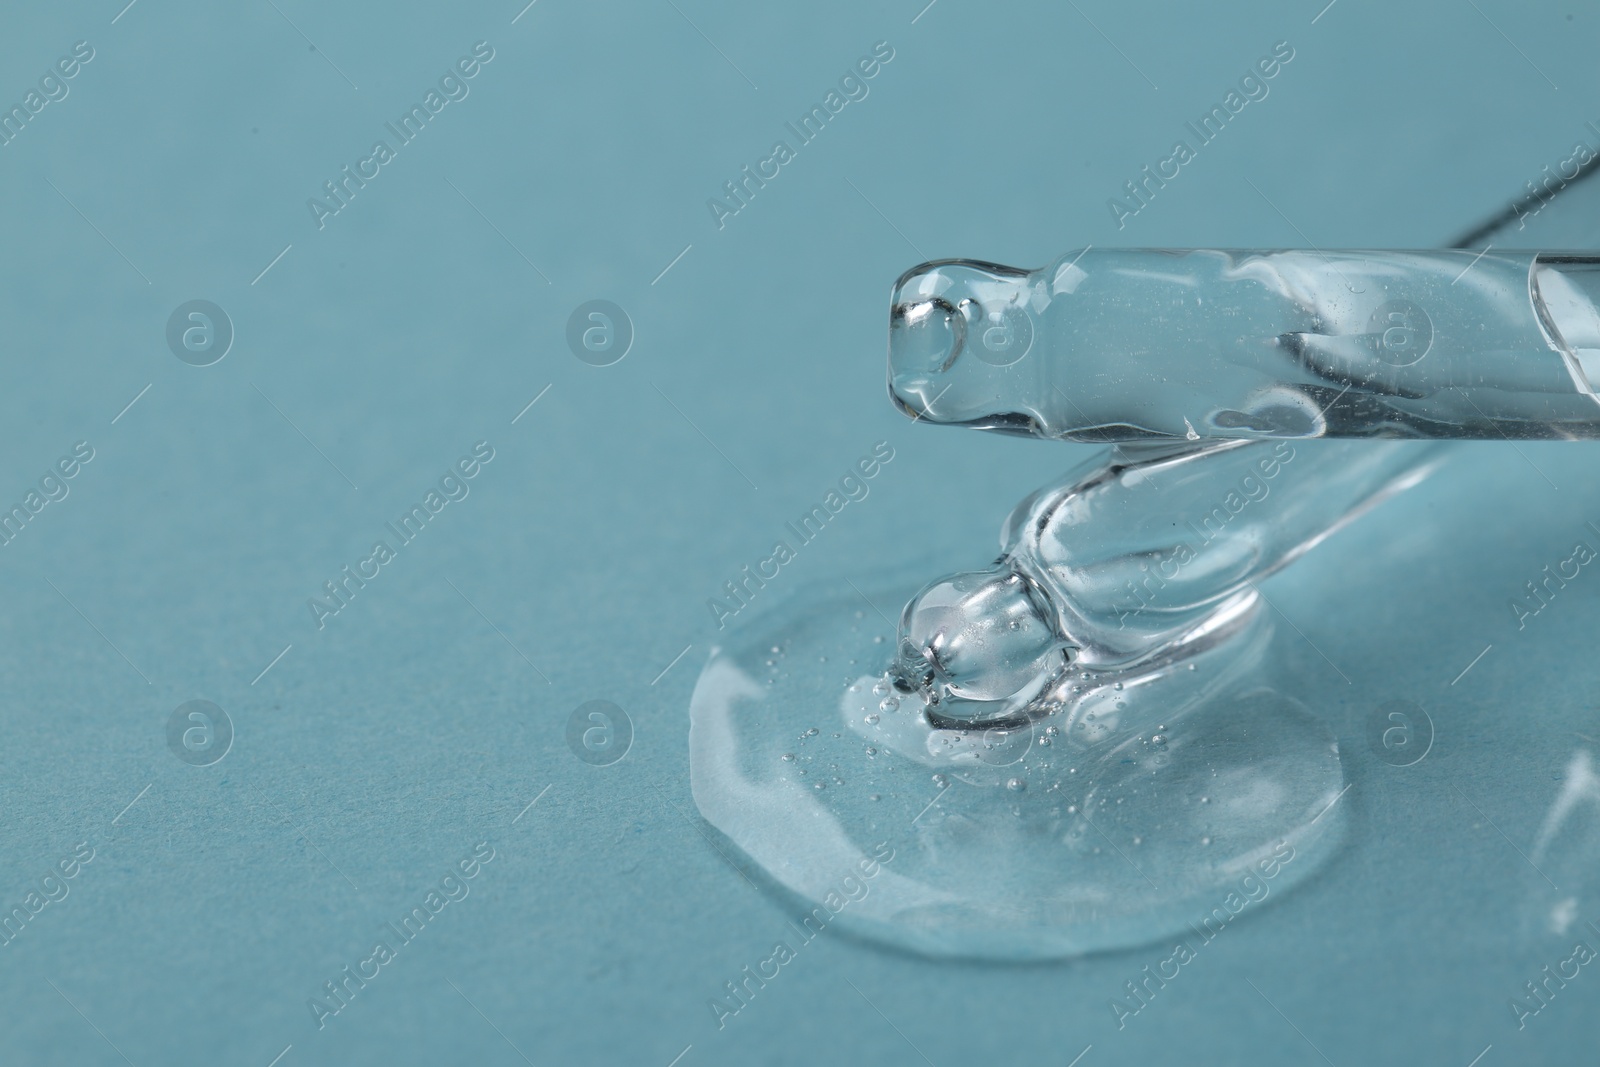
[890,566,1072,727]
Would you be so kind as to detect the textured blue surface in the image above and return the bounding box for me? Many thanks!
[1,2,1598,1064]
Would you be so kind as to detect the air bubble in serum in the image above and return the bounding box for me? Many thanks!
[890,437,1444,723]
[689,576,1346,961]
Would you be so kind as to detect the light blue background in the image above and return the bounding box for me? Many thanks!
[1,1,1598,1064]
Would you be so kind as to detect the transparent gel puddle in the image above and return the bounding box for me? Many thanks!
[689,575,1347,961]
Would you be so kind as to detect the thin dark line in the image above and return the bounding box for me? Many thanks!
[1247,581,1351,683]
[266,0,359,89]
[844,178,929,261]
[651,383,758,489]
[664,0,757,89]
[45,979,138,1067]
[444,178,551,283]
[1464,0,1558,90]
[1449,150,1600,248]
[45,178,150,284]
[1243,978,1335,1066]
[1450,783,1560,890]
[1064,0,1158,90]
[1079,811,1162,891]
[843,978,939,1067]
[446,978,537,1065]
[445,577,551,683]
[43,576,152,684]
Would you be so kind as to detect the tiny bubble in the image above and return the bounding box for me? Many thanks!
[873,635,885,644]
[869,793,881,801]
[865,713,880,725]
[1006,778,1026,792]
[805,727,818,736]
[865,746,877,756]
[932,773,948,788]
[1113,682,1123,691]
[781,753,795,762]
[813,782,826,791]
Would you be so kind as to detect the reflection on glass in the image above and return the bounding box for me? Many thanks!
[890,250,1600,442]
